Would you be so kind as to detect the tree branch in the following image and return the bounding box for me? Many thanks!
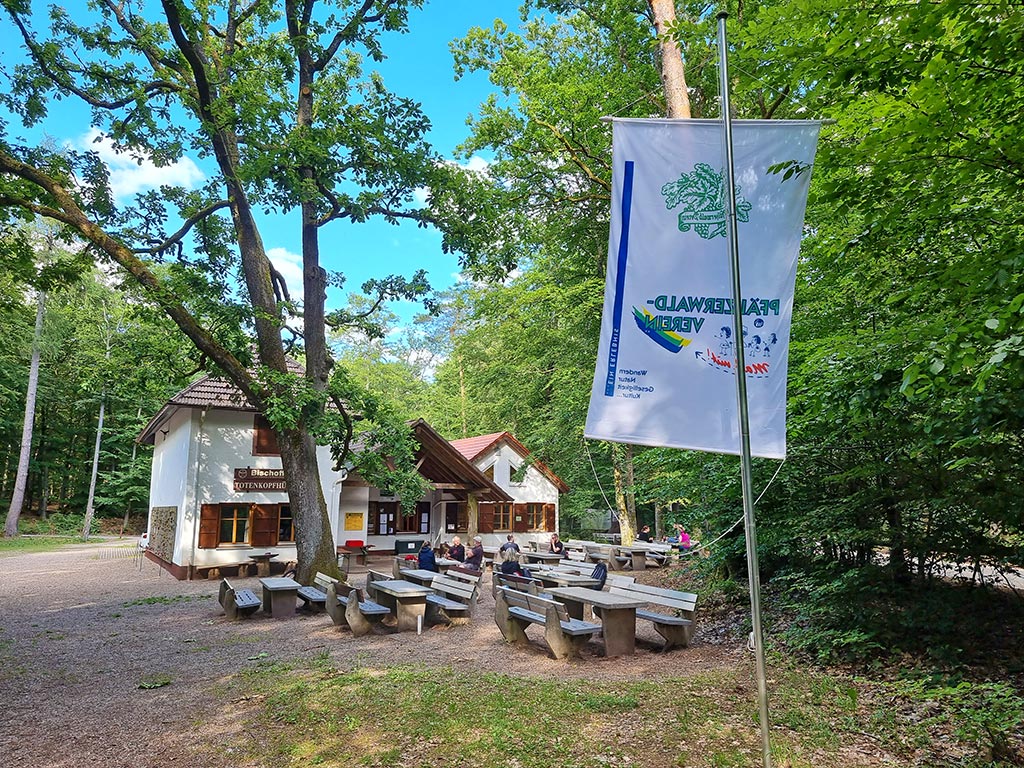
[131,200,231,255]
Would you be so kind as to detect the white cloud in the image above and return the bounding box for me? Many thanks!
[266,247,304,302]
[461,155,491,174]
[72,129,205,200]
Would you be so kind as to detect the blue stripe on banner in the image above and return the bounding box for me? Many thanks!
[604,160,635,397]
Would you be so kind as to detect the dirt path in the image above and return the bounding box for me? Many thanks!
[0,542,744,768]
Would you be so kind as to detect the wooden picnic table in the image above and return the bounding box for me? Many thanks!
[368,579,432,631]
[530,569,601,589]
[545,586,646,657]
[259,576,300,618]
[522,551,564,564]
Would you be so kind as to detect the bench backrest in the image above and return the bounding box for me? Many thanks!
[445,566,483,584]
[610,583,697,615]
[497,586,569,623]
[366,569,391,587]
[494,572,543,595]
[430,574,478,604]
[605,573,636,588]
[218,578,235,605]
[313,571,338,591]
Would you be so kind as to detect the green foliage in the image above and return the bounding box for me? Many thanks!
[883,677,1024,766]
[19,512,96,536]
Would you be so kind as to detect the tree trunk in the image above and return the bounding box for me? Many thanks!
[4,289,45,537]
[611,443,638,545]
[279,430,338,584]
[648,0,691,118]
[81,396,105,540]
[654,501,665,539]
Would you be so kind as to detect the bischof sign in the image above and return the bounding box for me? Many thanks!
[233,467,287,492]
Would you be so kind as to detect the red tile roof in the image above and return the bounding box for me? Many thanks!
[448,433,506,462]
[448,432,568,493]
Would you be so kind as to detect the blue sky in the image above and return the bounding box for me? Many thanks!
[0,0,526,325]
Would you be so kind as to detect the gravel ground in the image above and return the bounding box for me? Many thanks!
[0,540,744,768]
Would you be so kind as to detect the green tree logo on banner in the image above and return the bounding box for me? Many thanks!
[661,163,751,239]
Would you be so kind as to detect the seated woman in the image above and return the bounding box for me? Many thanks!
[499,547,529,578]
[417,540,438,572]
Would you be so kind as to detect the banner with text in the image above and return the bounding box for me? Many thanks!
[585,119,821,459]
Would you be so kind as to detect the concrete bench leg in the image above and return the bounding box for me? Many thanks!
[494,592,530,647]
[543,607,587,660]
[345,588,375,637]
[222,588,240,621]
[653,621,694,651]
[325,584,348,628]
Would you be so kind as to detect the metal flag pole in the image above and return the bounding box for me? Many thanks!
[716,11,773,768]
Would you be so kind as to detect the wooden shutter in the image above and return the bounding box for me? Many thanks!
[478,502,495,534]
[512,503,529,533]
[543,503,556,532]
[250,504,278,547]
[198,504,220,549]
[252,414,280,456]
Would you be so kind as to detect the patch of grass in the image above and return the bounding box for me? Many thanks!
[0,536,86,555]
[215,659,927,768]
[138,673,172,689]
[123,594,212,607]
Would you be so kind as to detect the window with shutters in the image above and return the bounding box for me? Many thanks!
[494,503,513,531]
[220,504,250,544]
[252,414,280,456]
[526,503,545,531]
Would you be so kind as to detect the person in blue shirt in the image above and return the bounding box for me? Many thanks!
[417,540,438,572]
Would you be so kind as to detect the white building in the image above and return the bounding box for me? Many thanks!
[138,373,567,578]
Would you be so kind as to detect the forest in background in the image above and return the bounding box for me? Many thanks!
[1,0,1022,669]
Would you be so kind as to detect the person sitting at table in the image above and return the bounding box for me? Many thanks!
[549,533,567,557]
[499,533,520,554]
[417,540,438,572]
[637,525,653,542]
[447,535,465,562]
[464,535,485,570]
[673,523,692,550]
[499,547,530,578]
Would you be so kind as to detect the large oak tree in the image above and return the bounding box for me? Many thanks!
[0,0,446,580]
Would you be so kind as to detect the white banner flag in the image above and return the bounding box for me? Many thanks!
[585,118,821,459]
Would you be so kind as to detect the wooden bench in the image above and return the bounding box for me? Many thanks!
[324,582,391,636]
[296,571,337,612]
[552,561,636,585]
[607,582,697,650]
[218,578,261,620]
[494,586,602,660]
[424,574,479,625]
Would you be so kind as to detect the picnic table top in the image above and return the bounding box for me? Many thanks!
[436,557,461,567]
[522,551,563,561]
[531,570,601,588]
[371,579,433,598]
[259,577,300,590]
[545,586,646,609]
[398,568,440,585]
